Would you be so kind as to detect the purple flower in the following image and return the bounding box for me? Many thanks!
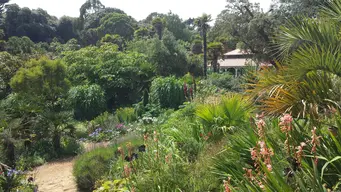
[89,131,99,137]
[79,138,87,142]
[6,169,22,177]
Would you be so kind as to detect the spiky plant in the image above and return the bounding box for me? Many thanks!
[248,1,341,118]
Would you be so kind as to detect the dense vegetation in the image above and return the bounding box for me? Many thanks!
[1,0,341,191]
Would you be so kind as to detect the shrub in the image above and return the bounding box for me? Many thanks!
[73,147,115,192]
[150,76,185,109]
[115,107,137,124]
[61,137,84,156]
[17,154,45,170]
[89,112,118,132]
[68,84,106,120]
[206,73,243,92]
[195,94,252,141]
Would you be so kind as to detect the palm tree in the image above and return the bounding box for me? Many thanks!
[249,0,341,117]
[208,42,224,73]
[195,14,212,78]
[152,17,165,40]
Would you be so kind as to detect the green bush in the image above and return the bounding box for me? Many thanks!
[115,107,137,124]
[17,154,45,170]
[195,94,252,141]
[206,73,243,92]
[89,112,118,132]
[61,137,84,156]
[73,147,115,192]
[68,84,106,120]
[150,76,185,109]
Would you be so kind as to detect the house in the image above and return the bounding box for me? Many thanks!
[212,49,271,77]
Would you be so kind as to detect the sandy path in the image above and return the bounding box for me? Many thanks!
[32,142,110,192]
[33,158,77,192]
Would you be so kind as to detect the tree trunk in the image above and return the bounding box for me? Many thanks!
[4,140,15,167]
[157,29,162,40]
[203,31,208,78]
[52,132,61,153]
[212,60,218,73]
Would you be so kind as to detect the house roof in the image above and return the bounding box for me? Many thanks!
[223,49,252,56]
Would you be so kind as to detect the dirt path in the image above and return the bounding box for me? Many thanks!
[33,158,76,192]
[32,142,110,192]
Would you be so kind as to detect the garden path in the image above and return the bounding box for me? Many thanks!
[31,142,110,192]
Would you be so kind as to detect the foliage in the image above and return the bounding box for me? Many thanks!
[99,34,125,51]
[206,73,243,92]
[4,4,58,43]
[68,84,106,120]
[56,16,78,43]
[97,13,135,41]
[5,36,35,55]
[10,57,70,103]
[272,0,330,18]
[149,76,185,109]
[0,52,22,99]
[64,44,154,109]
[212,113,341,191]
[248,1,341,117]
[164,12,193,41]
[115,107,137,124]
[0,164,37,192]
[195,14,212,78]
[73,147,115,192]
[127,33,189,76]
[208,41,224,72]
[213,0,278,62]
[196,94,252,141]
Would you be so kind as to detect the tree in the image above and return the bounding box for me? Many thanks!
[271,0,330,18]
[208,42,223,72]
[128,30,189,77]
[97,13,135,41]
[56,16,78,43]
[164,12,192,41]
[4,4,58,42]
[250,0,341,117]
[134,27,150,39]
[195,14,212,78]
[63,45,154,108]
[10,57,70,104]
[152,17,165,40]
[82,7,125,30]
[10,57,71,151]
[0,0,9,13]
[80,28,99,45]
[0,52,22,99]
[5,36,35,55]
[144,12,166,23]
[79,0,105,21]
[0,0,9,26]
[192,35,203,54]
[99,34,124,51]
[213,0,276,62]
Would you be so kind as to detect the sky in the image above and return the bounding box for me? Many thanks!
[9,0,273,21]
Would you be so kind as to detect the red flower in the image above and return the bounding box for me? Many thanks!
[183,83,188,97]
